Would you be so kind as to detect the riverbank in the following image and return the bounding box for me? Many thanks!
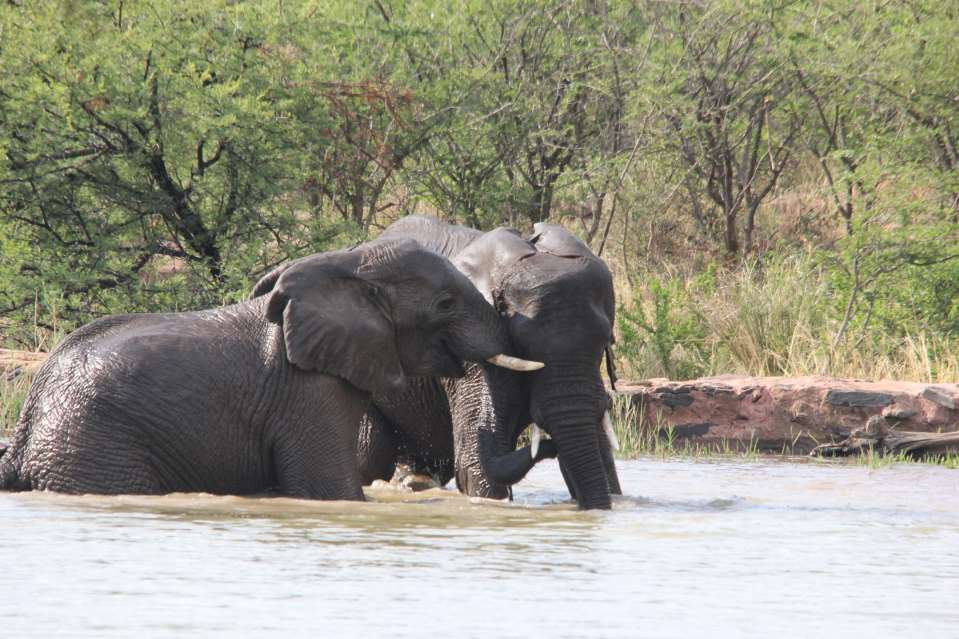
[610,375,959,457]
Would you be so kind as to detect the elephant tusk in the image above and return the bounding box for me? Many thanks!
[486,354,544,371]
[603,410,620,451]
[529,423,542,460]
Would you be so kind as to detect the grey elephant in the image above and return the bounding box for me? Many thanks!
[0,239,541,499]
[357,216,621,510]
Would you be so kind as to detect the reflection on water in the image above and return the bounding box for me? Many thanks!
[1,458,958,638]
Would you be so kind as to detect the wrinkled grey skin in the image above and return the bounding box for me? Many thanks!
[0,239,510,499]
[358,216,620,510]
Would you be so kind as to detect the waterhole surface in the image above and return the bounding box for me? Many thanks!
[1,458,957,637]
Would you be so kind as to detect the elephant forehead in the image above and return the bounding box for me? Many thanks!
[360,243,458,289]
[453,228,535,288]
[385,267,462,301]
[508,253,612,302]
[503,257,615,345]
[530,222,592,257]
[512,294,611,333]
[401,252,460,285]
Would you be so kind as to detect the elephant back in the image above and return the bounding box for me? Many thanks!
[377,215,481,259]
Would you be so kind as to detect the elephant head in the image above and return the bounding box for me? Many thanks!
[452,224,617,509]
[251,238,542,394]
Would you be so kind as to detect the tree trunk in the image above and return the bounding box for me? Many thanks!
[724,210,739,254]
[744,201,758,254]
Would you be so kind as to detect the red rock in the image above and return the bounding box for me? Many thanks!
[614,375,959,453]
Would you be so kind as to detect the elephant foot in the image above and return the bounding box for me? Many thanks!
[390,463,440,492]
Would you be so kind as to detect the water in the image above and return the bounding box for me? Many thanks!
[0,458,957,638]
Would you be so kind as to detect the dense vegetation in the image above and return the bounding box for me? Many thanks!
[2,1,958,381]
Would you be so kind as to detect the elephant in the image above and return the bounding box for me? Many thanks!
[357,216,621,510]
[0,238,543,499]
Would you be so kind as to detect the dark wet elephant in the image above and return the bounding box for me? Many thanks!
[0,239,542,499]
[358,216,621,510]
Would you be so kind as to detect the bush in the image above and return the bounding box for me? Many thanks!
[614,250,959,383]
[617,277,709,380]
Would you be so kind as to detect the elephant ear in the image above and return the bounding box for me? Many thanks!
[250,259,299,299]
[452,227,536,304]
[258,252,405,394]
[528,222,594,258]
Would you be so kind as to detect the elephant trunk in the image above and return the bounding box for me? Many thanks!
[453,362,614,510]
[451,364,527,500]
[530,366,613,510]
[549,418,612,510]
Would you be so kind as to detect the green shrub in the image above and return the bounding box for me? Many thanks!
[617,277,709,380]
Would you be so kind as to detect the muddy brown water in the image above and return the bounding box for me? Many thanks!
[0,458,957,637]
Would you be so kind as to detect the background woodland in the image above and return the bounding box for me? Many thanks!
[3,0,959,381]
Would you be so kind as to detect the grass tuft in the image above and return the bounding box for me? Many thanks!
[608,393,762,460]
[0,372,31,438]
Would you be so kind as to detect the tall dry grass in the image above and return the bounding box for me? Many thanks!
[614,254,959,383]
[0,372,31,437]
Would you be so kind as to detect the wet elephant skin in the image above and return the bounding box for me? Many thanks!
[358,216,620,509]
[0,239,512,499]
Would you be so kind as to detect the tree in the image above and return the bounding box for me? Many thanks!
[395,0,644,229]
[0,2,364,344]
[779,1,959,349]
[649,2,803,255]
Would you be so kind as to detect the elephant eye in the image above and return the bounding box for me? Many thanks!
[436,296,456,312]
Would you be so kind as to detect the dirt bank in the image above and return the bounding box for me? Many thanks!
[0,349,47,378]
[614,375,959,454]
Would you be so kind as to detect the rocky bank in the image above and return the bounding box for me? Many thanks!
[614,375,959,454]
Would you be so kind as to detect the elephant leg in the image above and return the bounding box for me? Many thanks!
[597,426,622,495]
[272,405,365,500]
[357,406,398,485]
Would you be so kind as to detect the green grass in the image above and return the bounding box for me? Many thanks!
[0,372,31,438]
[613,255,959,384]
[608,393,762,460]
[851,448,959,469]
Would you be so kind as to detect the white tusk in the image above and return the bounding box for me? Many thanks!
[529,423,542,459]
[486,354,544,371]
[602,410,620,451]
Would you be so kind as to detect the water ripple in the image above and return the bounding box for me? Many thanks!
[0,458,957,638]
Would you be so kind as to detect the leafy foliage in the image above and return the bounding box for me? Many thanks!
[617,279,708,380]
[2,0,959,382]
